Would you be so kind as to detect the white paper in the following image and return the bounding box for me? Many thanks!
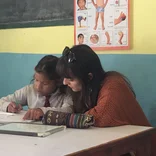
[0,111,32,123]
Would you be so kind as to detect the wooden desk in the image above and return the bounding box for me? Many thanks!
[0,124,155,156]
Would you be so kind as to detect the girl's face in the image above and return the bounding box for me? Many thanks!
[63,77,82,92]
[34,72,57,96]
[78,0,86,8]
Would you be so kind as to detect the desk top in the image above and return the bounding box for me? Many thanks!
[0,124,155,156]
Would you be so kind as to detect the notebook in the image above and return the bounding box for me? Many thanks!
[0,111,33,123]
[0,123,65,137]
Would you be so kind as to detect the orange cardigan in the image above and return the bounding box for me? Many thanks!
[85,73,156,156]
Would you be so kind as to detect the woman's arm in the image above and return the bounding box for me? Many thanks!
[85,78,133,127]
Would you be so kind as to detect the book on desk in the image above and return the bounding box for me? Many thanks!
[0,123,65,137]
[0,111,65,137]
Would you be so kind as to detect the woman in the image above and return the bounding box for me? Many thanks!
[56,44,156,156]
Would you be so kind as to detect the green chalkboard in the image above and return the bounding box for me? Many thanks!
[0,0,74,29]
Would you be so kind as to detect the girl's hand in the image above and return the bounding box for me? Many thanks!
[23,108,44,120]
[7,102,22,113]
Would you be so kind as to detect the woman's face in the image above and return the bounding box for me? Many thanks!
[33,72,57,96]
[63,78,82,92]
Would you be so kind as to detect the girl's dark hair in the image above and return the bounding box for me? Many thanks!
[56,44,135,113]
[35,55,59,80]
[34,55,67,93]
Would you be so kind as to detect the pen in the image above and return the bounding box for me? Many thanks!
[13,101,22,113]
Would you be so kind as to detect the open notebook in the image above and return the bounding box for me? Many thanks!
[0,123,65,137]
[0,111,32,123]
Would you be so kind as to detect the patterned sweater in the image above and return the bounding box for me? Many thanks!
[85,73,156,156]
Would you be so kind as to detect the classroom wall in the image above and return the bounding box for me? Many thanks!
[0,1,156,125]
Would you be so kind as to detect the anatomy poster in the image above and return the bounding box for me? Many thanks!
[74,0,130,50]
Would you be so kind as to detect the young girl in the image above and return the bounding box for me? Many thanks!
[56,44,156,156]
[0,55,73,120]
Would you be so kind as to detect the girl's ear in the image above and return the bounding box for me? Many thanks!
[88,73,93,80]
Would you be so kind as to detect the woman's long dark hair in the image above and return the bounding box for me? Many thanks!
[57,45,105,113]
[56,44,135,113]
